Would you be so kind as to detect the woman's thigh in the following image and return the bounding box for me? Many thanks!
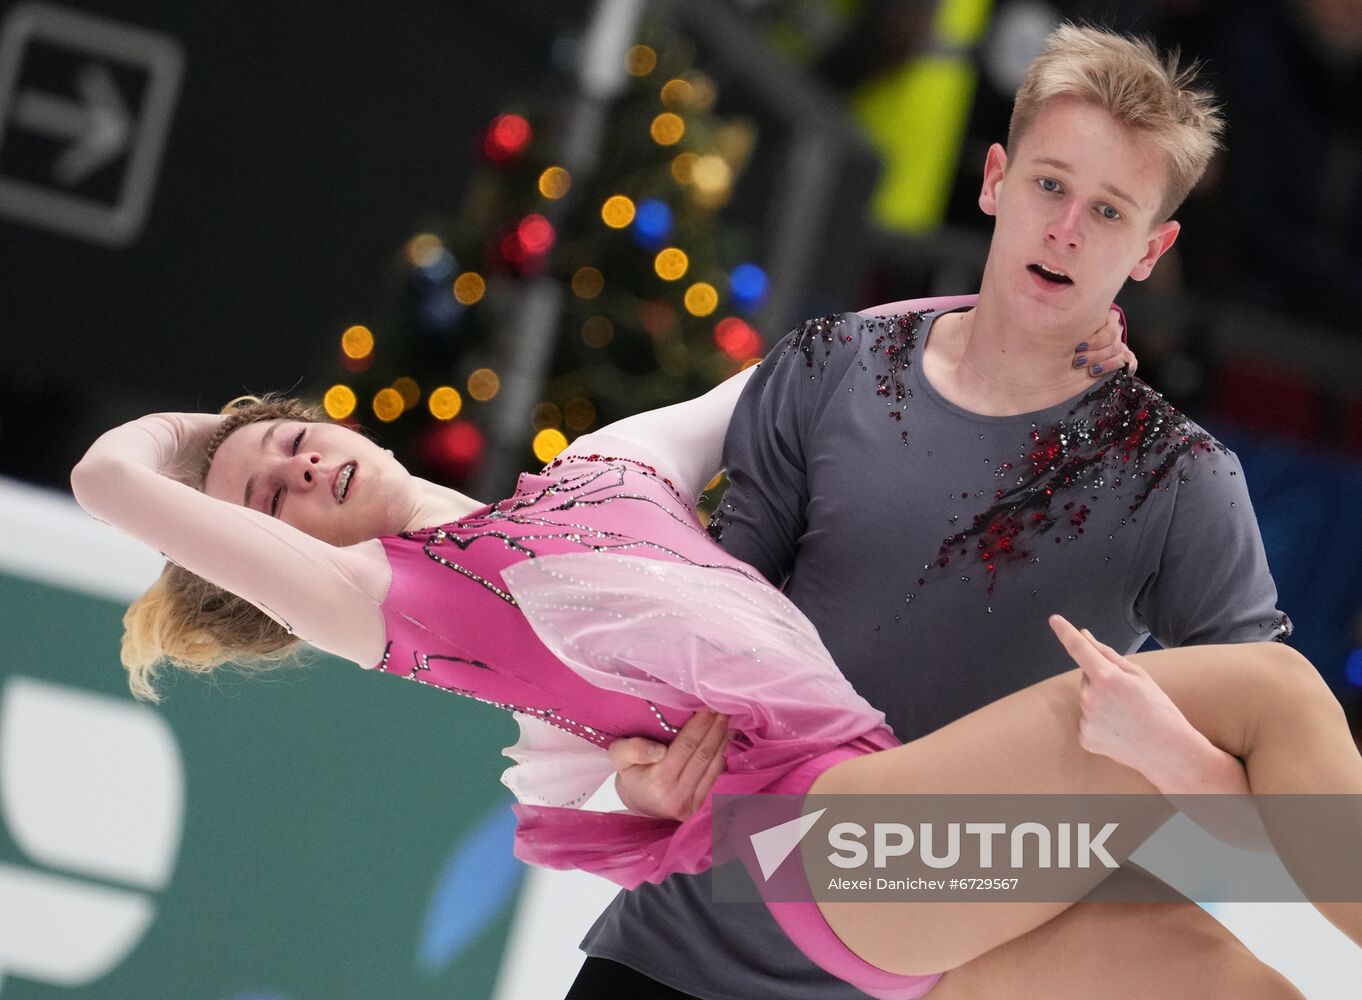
[805,643,1313,973]
[932,869,1302,1000]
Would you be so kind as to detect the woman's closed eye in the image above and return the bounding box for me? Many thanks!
[267,429,306,516]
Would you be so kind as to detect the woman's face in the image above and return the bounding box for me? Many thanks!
[203,419,413,545]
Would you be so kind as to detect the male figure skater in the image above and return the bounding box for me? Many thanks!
[568,26,1294,1000]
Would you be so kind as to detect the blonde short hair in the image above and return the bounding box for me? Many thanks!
[122,394,325,702]
[1009,24,1224,221]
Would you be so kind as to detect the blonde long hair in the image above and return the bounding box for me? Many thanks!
[122,394,326,702]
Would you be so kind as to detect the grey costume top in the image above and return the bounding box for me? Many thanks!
[580,309,1289,1000]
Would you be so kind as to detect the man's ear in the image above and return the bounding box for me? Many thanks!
[978,143,1008,217]
[1129,220,1180,281]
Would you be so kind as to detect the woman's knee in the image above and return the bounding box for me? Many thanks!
[1255,642,1345,727]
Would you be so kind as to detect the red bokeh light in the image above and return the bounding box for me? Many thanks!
[517,214,555,255]
[484,113,532,164]
[420,420,486,482]
[714,317,762,360]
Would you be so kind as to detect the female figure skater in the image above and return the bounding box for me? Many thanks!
[72,352,1362,1000]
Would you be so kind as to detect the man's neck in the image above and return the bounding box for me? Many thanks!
[923,298,1099,417]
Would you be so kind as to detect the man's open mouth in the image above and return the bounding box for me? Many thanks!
[1028,263,1073,285]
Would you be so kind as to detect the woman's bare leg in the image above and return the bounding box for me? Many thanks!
[935,870,1303,1000]
[808,638,1362,974]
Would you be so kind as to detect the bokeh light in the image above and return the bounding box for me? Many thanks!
[324,385,357,420]
[660,78,693,110]
[533,428,569,464]
[641,300,679,338]
[468,368,501,401]
[714,317,763,360]
[581,316,614,348]
[341,325,374,359]
[532,401,562,431]
[538,166,571,200]
[601,194,636,229]
[453,271,486,305]
[729,262,769,310]
[517,214,555,255]
[654,247,689,281]
[1346,649,1362,688]
[405,233,444,269]
[684,282,719,316]
[625,44,656,76]
[572,266,604,299]
[373,387,404,423]
[423,420,485,478]
[670,152,699,184]
[428,386,463,420]
[564,398,596,431]
[392,377,420,411]
[631,198,672,248]
[484,113,531,163]
[691,154,733,205]
[650,112,685,146]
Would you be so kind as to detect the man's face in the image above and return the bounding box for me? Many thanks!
[978,97,1180,334]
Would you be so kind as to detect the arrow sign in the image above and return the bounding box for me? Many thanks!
[12,63,130,185]
[750,807,827,881]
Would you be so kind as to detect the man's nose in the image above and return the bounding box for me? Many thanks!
[1046,202,1083,249]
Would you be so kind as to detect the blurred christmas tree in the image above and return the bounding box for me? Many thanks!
[322,13,770,495]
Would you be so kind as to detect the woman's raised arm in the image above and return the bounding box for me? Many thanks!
[71,413,388,665]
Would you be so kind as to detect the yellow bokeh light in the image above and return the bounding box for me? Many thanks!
[453,271,486,305]
[684,282,719,317]
[341,325,374,359]
[692,154,732,195]
[324,385,357,420]
[468,368,501,402]
[538,165,571,200]
[688,73,718,112]
[670,151,699,184]
[564,397,596,431]
[532,401,562,431]
[428,386,463,420]
[650,112,685,146]
[654,247,689,281]
[533,428,569,464]
[572,266,605,299]
[660,78,693,110]
[392,376,420,410]
[373,387,404,423]
[582,316,614,348]
[405,233,443,268]
[625,44,656,76]
[601,195,636,229]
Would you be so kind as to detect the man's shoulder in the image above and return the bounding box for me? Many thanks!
[1082,371,1243,492]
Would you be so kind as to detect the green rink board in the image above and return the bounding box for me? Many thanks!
[0,569,523,1000]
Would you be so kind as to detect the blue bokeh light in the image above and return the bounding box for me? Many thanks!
[417,802,524,975]
[1345,648,1362,688]
[631,198,672,249]
[729,262,768,310]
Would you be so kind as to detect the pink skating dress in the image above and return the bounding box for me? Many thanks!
[369,452,941,1000]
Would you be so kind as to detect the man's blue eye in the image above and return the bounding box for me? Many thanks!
[1100,205,1121,220]
[292,429,305,454]
[1039,178,1060,193]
